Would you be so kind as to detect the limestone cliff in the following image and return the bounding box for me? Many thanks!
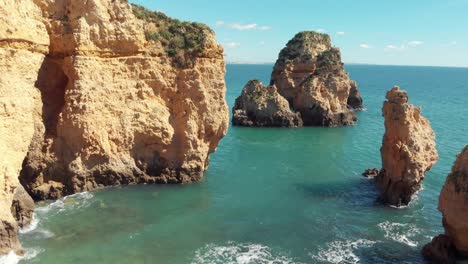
[423,146,468,263]
[232,80,302,127]
[270,31,363,126]
[376,87,438,206]
[0,0,228,255]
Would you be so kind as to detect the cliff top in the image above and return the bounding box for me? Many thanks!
[277,31,332,63]
[131,4,216,68]
[386,86,409,104]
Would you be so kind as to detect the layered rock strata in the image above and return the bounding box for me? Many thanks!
[376,87,438,206]
[423,146,468,263]
[0,0,228,254]
[232,31,363,127]
[232,80,302,127]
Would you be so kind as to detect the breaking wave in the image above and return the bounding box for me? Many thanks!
[0,248,43,264]
[311,239,376,264]
[192,242,300,264]
[377,221,420,247]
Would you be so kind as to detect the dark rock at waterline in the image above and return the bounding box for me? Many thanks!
[232,80,303,127]
[11,185,35,229]
[362,168,379,178]
[422,235,457,264]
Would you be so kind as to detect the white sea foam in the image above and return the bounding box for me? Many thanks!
[19,214,39,234]
[0,248,43,264]
[377,221,420,247]
[311,239,376,264]
[35,192,94,215]
[192,242,299,264]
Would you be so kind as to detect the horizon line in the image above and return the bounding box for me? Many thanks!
[226,61,468,69]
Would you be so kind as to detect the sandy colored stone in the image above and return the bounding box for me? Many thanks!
[270,31,363,126]
[0,0,228,254]
[232,80,302,127]
[376,86,438,206]
[439,145,468,255]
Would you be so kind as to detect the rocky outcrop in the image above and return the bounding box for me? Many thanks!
[423,234,457,264]
[232,31,362,127]
[439,146,468,256]
[376,87,438,206]
[270,31,363,126]
[362,168,379,178]
[232,80,302,127]
[0,0,228,254]
[423,146,468,263]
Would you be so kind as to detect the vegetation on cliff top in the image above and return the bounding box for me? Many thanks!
[277,31,332,62]
[131,4,212,68]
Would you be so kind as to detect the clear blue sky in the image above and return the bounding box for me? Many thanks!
[131,0,468,67]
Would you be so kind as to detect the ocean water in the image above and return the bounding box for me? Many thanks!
[14,64,468,264]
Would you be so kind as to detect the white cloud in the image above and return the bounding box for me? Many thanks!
[316,29,326,33]
[229,23,271,31]
[449,41,457,45]
[223,42,241,49]
[259,41,266,45]
[258,26,272,30]
[336,31,345,36]
[408,41,424,47]
[386,45,398,49]
[360,44,371,49]
[215,21,225,26]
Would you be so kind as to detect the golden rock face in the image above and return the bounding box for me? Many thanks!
[0,0,228,254]
[439,146,468,254]
[377,86,438,206]
[270,31,363,127]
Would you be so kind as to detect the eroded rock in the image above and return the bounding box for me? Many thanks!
[270,31,363,126]
[376,86,438,206]
[232,80,302,127]
[439,146,468,256]
[0,0,228,254]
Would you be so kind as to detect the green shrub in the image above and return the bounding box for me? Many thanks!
[131,4,212,68]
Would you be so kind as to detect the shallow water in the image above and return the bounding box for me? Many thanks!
[16,64,468,264]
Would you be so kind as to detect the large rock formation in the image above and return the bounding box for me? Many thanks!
[423,146,468,263]
[232,31,362,127]
[0,0,228,255]
[270,31,363,126]
[232,80,302,127]
[439,146,468,255]
[376,87,438,206]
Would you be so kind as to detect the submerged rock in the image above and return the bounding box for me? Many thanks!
[376,86,438,206]
[0,0,228,254]
[232,80,302,127]
[232,31,363,127]
[362,168,379,178]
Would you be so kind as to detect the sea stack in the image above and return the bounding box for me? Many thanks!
[0,0,228,255]
[376,86,438,206]
[232,31,363,127]
[232,80,302,127]
[423,146,468,263]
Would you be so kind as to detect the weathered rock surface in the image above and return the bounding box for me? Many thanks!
[0,0,228,254]
[422,234,457,264]
[269,31,363,126]
[439,146,468,256]
[423,146,468,263]
[232,80,302,127]
[376,86,438,206]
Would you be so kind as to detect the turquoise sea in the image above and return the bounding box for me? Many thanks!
[13,64,468,264]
